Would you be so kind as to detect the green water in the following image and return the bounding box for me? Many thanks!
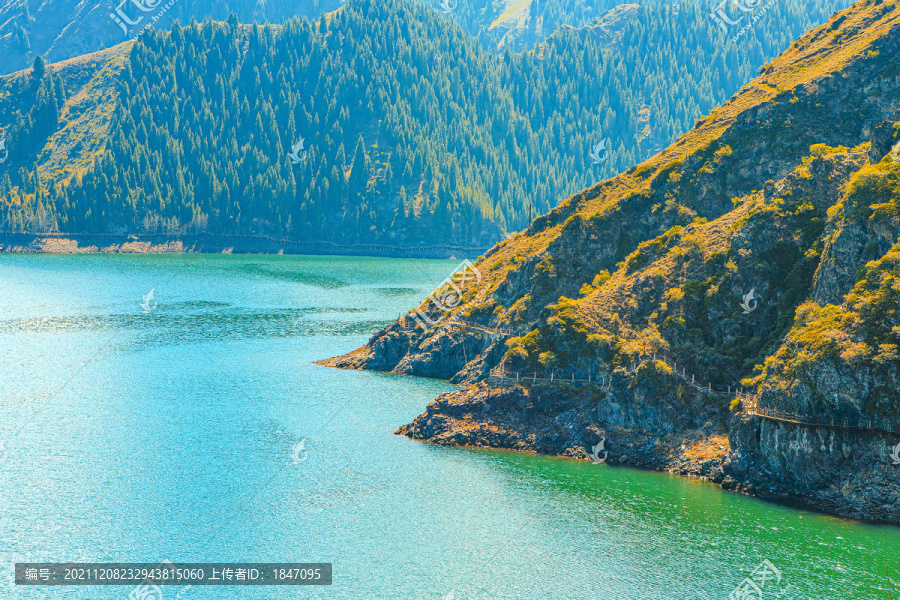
[0,254,898,599]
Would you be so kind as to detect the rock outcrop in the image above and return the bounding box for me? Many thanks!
[322,0,900,523]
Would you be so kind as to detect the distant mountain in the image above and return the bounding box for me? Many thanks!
[0,0,343,75]
[0,0,631,74]
[324,0,900,522]
[0,0,637,74]
[3,0,853,75]
[0,0,853,250]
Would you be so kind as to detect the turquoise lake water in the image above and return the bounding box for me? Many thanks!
[0,254,899,599]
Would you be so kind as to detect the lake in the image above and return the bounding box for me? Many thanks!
[0,254,897,599]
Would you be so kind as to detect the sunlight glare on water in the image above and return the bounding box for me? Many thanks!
[0,254,897,599]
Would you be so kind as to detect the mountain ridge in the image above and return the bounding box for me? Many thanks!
[1,0,854,253]
[321,0,900,523]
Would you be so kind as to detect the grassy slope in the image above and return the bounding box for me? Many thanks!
[749,153,900,417]
[450,0,900,325]
[0,43,131,188]
[38,44,132,187]
[327,0,900,524]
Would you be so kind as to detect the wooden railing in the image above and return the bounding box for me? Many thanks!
[485,357,900,435]
[446,317,516,337]
[487,364,609,387]
[487,354,754,399]
[744,404,900,435]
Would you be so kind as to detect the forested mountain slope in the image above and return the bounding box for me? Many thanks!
[0,0,342,75]
[0,0,855,250]
[1,0,852,75]
[323,0,900,522]
[450,0,850,52]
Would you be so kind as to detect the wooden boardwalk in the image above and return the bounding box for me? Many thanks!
[485,357,900,436]
[487,355,753,399]
[400,316,899,437]
[446,317,516,338]
[743,402,900,435]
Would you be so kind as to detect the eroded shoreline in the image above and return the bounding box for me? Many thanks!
[318,334,900,526]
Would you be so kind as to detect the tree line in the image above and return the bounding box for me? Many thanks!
[0,0,852,247]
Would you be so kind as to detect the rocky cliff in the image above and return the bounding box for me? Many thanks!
[321,0,900,523]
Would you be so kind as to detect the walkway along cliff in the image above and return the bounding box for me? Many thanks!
[319,0,900,523]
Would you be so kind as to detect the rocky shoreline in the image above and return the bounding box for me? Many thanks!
[392,378,900,524]
[727,414,900,523]
[395,382,730,483]
[314,0,900,526]
[319,321,900,525]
